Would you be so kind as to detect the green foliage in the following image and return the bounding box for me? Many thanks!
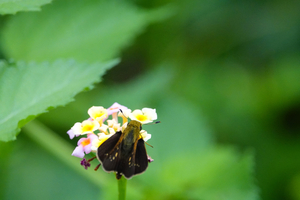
[0,59,118,142]
[146,148,258,200]
[1,0,169,62]
[0,0,51,15]
[2,0,299,199]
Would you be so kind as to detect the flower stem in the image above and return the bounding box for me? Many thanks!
[22,120,105,188]
[118,176,127,200]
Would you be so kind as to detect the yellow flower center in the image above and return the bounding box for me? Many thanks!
[136,114,147,122]
[82,121,94,132]
[81,138,91,146]
[94,111,105,118]
[98,138,107,146]
[82,126,92,132]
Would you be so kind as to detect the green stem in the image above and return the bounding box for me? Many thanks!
[118,176,127,200]
[22,120,106,188]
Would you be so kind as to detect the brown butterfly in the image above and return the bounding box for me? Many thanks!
[96,120,149,179]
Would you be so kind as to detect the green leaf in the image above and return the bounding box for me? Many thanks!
[0,0,51,15]
[1,0,170,62]
[0,59,119,142]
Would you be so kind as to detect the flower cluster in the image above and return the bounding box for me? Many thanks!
[67,102,157,162]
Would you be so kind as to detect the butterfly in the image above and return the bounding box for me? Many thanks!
[96,120,149,179]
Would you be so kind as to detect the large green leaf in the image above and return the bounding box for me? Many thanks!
[1,0,170,62]
[0,59,118,142]
[0,0,51,15]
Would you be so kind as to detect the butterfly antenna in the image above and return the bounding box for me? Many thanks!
[143,121,160,147]
[145,141,153,148]
[119,109,128,118]
[145,121,161,125]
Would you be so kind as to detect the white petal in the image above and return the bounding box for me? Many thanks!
[142,108,157,120]
[71,122,83,136]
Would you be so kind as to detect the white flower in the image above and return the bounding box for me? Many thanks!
[129,108,157,124]
[69,120,100,138]
[107,119,121,132]
[88,106,108,125]
[140,130,151,142]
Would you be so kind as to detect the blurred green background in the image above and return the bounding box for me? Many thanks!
[1,0,300,199]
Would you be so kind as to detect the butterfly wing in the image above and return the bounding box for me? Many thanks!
[96,131,149,179]
[117,146,136,179]
[134,139,148,175]
[120,138,148,179]
[96,131,122,172]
